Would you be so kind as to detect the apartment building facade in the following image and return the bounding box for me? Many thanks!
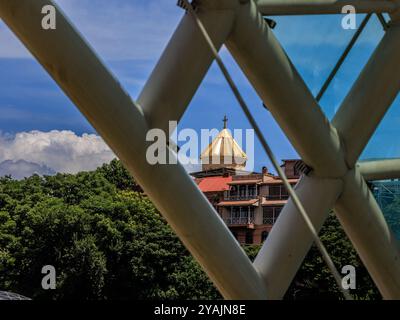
[192,117,301,244]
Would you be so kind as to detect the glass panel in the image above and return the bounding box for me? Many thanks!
[361,96,400,161]
[274,14,384,120]
[371,180,400,240]
[275,14,400,162]
[275,14,400,239]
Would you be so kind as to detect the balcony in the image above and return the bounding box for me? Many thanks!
[224,217,255,228]
[224,194,258,201]
[262,217,277,225]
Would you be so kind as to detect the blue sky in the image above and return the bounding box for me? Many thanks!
[0,0,399,174]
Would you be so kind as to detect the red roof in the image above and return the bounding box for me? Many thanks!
[195,176,232,193]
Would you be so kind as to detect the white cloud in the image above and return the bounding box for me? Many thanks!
[0,130,115,174]
[0,130,203,177]
[0,160,55,180]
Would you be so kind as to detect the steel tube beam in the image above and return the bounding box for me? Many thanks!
[359,159,400,181]
[0,0,268,299]
[256,0,397,15]
[138,2,237,133]
[253,174,343,299]
[334,169,400,298]
[333,23,400,167]
[226,0,347,178]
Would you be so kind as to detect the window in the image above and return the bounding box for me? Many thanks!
[226,207,255,224]
[248,185,256,197]
[281,187,289,198]
[227,184,257,200]
[268,185,280,199]
[263,206,282,224]
[261,231,269,242]
[267,184,292,200]
[267,185,287,199]
[227,185,238,200]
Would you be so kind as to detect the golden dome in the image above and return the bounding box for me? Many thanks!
[200,116,247,171]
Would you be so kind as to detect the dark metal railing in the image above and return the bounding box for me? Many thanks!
[224,217,255,225]
[224,193,258,201]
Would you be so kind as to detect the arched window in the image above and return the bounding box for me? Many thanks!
[261,231,269,242]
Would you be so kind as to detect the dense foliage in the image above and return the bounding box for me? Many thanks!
[0,159,387,299]
[286,213,380,300]
[0,159,219,300]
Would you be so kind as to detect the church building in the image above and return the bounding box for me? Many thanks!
[191,117,302,245]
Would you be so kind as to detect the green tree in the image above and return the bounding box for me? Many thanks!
[285,213,380,300]
[0,168,219,300]
[98,159,142,192]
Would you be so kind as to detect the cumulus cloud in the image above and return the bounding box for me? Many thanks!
[0,130,202,178]
[0,130,115,174]
[0,160,56,180]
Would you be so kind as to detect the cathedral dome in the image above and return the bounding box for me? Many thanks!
[200,116,247,171]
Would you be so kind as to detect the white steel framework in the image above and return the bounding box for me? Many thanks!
[1,0,400,299]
